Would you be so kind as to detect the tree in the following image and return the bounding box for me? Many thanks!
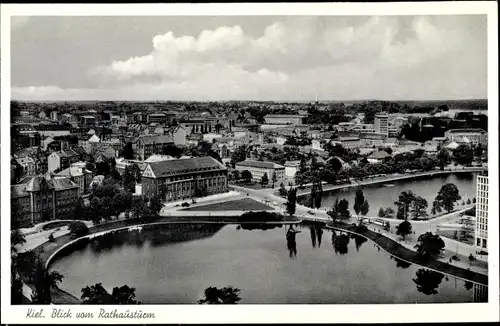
[378,208,385,218]
[394,191,416,220]
[474,144,483,159]
[11,229,26,255]
[411,196,428,219]
[162,144,183,158]
[69,221,89,238]
[396,220,413,240]
[122,166,136,193]
[431,200,442,216]
[81,283,139,304]
[285,187,297,216]
[241,170,252,183]
[74,198,89,220]
[453,144,474,166]
[271,171,277,189]
[466,198,471,205]
[435,183,461,213]
[278,182,287,197]
[327,198,340,223]
[198,286,241,304]
[314,182,323,209]
[121,142,134,159]
[468,254,476,267]
[31,256,64,304]
[460,215,474,241]
[354,189,368,216]
[230,145,248,167]
[414,232,445,259]
[413,268,444,295]
[337,199,351,221]
[329,157,343,172]
[384,207,395,219]
[260,173,269,187]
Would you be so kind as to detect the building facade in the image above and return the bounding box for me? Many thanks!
[141,156,228,202]
[475,174,488,251]
[374,112,389,136]
[444,128,487,146]
[264,115,306,125]
[235,160,285,182]
[11,175,79,228]
[135,135,174,161]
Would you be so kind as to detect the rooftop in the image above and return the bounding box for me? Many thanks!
[446,128,486,134]
[145,156,227,178]
[236,160,284,169]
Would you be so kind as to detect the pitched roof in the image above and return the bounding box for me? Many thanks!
[368,150,390,160]
[145,156,226,178]
[446,128,486,134]
[89,134,100,142]
[136,134,173,145]
[236,160,284,169]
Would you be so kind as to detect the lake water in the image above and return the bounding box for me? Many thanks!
[50,222,486,304]
[299,173,478,216]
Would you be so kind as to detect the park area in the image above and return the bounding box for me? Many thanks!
[181,198,274,211]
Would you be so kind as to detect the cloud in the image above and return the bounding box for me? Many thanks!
[13,15,487,101]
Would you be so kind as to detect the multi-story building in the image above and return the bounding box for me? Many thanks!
[80,115,97,126]
[475,174,488,252]
[47,148,80,173]
[147,113,168,124]
[374,112,389,136]
[473,283,488,303]
[11,174,79,228]
[444,128,487,146]
[55,163,94,197]
[135,134,175,161]
[15,157,36,176]
[264,115,306,125]
[141,156,228,202]
[50,111,58,121]
[235,160,285,182]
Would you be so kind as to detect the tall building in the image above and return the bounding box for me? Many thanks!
[475,174,488,251]
[374,112,389,136]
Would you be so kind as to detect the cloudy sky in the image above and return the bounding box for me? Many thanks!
[11,15,487,102]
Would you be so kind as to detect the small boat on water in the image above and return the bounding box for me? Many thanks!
[383,183,395,188]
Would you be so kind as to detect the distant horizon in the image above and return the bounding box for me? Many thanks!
[11,15,487,102]
[10,98,489,104]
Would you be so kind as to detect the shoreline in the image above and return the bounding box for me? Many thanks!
[294,167,486,197]
[20,215,301,304]
[325,222,488,286]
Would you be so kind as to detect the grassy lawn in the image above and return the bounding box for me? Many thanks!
[182,198,274,211]
[437,229,474,246]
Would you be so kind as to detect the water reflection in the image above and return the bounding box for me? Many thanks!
[389,256,412,269]
[413,269,445,295]
[309,226,326,248]
[350,234,367,252]
[332,233,350,255]
[240,223,283,231]
[87,224,224,253]
[286,225,301,259]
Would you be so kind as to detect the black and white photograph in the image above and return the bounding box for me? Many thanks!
[1,2,498,324]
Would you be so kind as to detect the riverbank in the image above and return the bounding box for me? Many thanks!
[294,167,486,197]
[325,222,488,286]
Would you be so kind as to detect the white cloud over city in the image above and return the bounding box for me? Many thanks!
[11,15,487,101]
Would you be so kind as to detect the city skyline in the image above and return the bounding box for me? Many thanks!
[11,15,487,102]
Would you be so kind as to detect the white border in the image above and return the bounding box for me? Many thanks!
[1,2,498,324]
